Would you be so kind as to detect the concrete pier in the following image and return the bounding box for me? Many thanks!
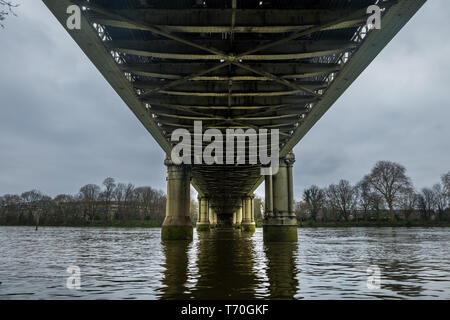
[263,153,298,242]
[234,206,242,229]
[241,195,256,232]
[209,205,217,229]
[196,196,210,231]
[161,158,193,240]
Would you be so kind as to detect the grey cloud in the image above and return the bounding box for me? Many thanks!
[1,1,449,200]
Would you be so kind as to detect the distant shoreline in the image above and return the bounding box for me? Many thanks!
[1,221,449,229]
[296,221,450,228]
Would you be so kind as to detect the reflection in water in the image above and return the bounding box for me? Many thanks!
[0,227,449,299]
[264,242,299,299]
[161,230,261,299]
[159,240,191,299]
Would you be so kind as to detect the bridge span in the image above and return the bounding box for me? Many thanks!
[43,0,426,240]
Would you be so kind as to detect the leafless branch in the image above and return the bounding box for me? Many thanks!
[0,1,19,28]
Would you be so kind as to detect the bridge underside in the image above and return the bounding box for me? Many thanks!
[44,0,425,239]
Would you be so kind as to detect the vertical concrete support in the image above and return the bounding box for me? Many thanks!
[236,206,242,228]
[197,196,210,231]
[265,170,274,218]
[263,152,298,242]
[161,158,193,240]
[251,196,255,224]
[208,203,217,229]
[213,211,218,227]
[241,195,256,232]
[233,206,242,229]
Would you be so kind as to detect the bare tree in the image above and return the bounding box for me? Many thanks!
[326,180,358,222]
[363,161,412,221]
[79,184,101,222]
[54,194,74,225]
[0,1,18,28]
[417,188,436,221]
[21,190,44,230]
[398,188,418,221]
[113,183,126,219]
[432,183,448,221]
[190,191,198,223]
[0,194,21,224]
[303,185,325,221]
[123,183,135,219]
[253,196,264,222]
[369,192,385,221]
[102,177,116,221]
[356,179,371,220]
[442,171,450,198]
[295,201,311,221]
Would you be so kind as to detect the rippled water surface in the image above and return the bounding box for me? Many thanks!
[0,227,449,299]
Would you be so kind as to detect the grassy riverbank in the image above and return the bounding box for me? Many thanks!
[1,220,449,228]
[297,220,450,228]
[0,220,163,228]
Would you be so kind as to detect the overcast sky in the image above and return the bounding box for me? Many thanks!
[0,1,449,200]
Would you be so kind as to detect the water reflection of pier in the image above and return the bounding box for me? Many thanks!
[160,230,299,299]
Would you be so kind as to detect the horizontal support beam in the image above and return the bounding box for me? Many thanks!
[121,62,340,80]
[141,95,318,107]
[135,80,326,95]
[88,8,367,29]
[109,39,356,61]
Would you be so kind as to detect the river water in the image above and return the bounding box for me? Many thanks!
[0,227,448,299]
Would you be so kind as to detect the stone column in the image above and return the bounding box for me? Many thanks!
[241,195,256,232]
[263,152,297,242]
[197,196,210,231]
[208,202,217,229]
[213,211,218,227]
[236,206,242,229]
[251,196,255,223]
[161,158,193,240]
[264,168,274,218]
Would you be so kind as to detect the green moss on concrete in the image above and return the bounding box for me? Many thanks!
[161,225,193,240]
[196,224,210,231]
[263,225,298,242]
[241,224,256,232]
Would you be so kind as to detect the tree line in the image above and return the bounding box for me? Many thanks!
[0,178,168,228]
[1,161,449,228]
[296,161,450,224]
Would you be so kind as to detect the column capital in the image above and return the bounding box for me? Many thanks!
[280,151,295,167]
[164,156,192,169]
